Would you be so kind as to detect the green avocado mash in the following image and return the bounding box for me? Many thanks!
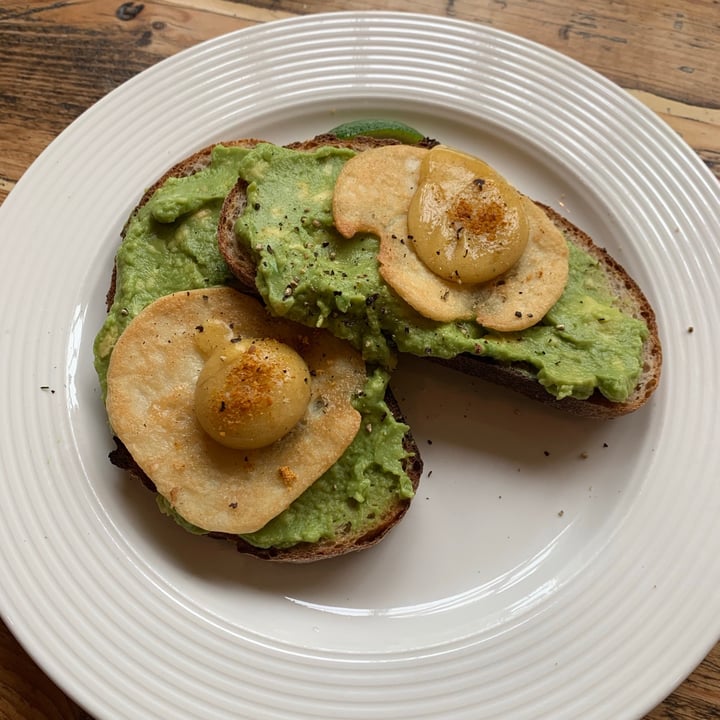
[93,144,250,396]
[234,143,648,402]
[93,144,414,549]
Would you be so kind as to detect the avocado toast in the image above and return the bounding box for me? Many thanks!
[217,134,661,419]
[94,139,423,562]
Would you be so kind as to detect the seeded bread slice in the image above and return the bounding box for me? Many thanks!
[102,139,424,562]
[217,135,661,420]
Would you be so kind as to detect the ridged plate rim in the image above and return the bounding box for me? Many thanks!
[0,11,718,720]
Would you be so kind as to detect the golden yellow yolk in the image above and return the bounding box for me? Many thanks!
[194,337,312,450]
[408,146,530,284]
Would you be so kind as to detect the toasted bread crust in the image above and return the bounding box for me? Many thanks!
[217,138,661,419]
[217,177,256,292]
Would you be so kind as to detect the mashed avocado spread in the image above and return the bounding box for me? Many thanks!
[93,144,247,396]
[234,143,648,402]
[93,144,413,548]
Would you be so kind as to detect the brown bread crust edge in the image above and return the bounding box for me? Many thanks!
[103,137,424,562]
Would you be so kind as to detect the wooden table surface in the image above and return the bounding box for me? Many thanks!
[1,1,718,718]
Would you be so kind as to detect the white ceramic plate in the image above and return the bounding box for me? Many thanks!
[1,12,718,720]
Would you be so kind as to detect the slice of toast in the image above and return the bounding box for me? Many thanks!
[101,139,424,562]
[217,135,661,420]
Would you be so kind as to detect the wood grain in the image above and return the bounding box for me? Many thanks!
[0,1,718,718]
[1,0,718,204]
[0,623,91,719]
